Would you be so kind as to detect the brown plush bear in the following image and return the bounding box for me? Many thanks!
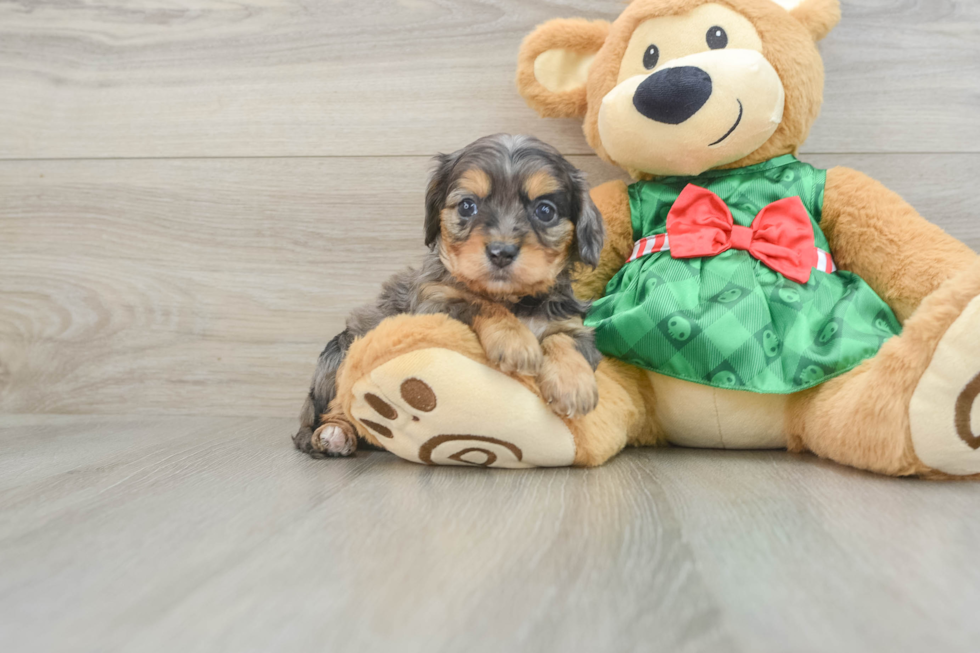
[328,0,980,477]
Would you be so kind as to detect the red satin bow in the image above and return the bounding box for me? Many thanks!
[666,184,816,284]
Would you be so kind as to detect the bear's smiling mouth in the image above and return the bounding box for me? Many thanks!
[709,100,743,147]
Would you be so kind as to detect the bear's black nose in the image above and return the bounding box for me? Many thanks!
[486,242,519,268]
[633,66,713,125]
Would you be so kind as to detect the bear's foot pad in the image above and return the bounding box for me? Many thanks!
[910,294,980,475]
[349,348,576,468]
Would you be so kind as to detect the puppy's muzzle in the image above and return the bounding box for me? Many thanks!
[633,66,712,125]
[486,242,519,269]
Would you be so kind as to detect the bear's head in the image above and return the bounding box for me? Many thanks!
[517,0,841,178]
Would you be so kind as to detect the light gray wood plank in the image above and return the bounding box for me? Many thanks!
[0,156,429,418]
[811,0,980,153]
[804,153,980,250]
[646,449,980,652]
[0,416,732,653]
[1,415,978,653]
[0,0,977,159]
[2,153,977,417]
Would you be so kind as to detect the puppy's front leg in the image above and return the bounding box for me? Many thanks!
[538,321,601,418]
[471,304,543,376]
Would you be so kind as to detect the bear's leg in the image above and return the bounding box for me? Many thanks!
[786,260,980,478]
[331,314,658,468]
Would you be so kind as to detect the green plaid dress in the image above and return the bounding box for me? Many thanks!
[585,155,902,394]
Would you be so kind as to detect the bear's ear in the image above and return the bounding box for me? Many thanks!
[516,18,610,119]
[789,0,841,42]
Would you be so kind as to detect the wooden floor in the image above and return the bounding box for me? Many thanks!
[2,415,980,653]
[2,1,980,651]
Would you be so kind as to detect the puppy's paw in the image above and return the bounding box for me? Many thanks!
[540,367,599,419]
[538,335,599,418]
[480,324,543,376]
[312,420,358,458]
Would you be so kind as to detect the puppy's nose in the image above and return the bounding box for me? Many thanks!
[633,66,712,125]
[486,242,519,268]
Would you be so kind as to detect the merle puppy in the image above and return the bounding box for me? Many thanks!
[294,134,605,458]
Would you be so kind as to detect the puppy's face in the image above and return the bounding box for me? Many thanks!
[425,135,604,298]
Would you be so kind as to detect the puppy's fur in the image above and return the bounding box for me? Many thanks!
[294,134,605,458]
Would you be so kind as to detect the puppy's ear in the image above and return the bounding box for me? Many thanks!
[572,171,604,268]
[424,151,460,248]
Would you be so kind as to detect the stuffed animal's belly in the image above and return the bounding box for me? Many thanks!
[648,372,788,449]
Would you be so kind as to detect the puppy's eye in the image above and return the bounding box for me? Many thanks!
[533,201,558,223]
[643,45,660,70]
[458,199,478,218]
[706,26,728,50]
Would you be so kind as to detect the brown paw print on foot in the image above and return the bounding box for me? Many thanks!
[356,381,430,441]
[347,348,577,468]
[910,294,980,475]
[354,377,525,467]
[954,373,980,451]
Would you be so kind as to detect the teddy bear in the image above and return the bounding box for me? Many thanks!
[327,0,980,478]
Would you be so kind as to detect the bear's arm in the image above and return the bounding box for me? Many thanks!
[572,180,634,301]
[821,166,978,322]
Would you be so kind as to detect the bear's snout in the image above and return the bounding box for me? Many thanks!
[633,66,712,125]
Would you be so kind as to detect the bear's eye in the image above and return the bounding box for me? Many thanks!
[706,26,728,50]
[458,199,478,218]
[533,200,558,223]
[643,45,660,70]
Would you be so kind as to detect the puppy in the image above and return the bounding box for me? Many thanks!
[294,134,605,458]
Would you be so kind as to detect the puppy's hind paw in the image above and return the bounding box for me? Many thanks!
[312,420,358,458]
